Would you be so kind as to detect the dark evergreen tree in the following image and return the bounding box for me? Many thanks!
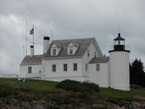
[130,58,145,87]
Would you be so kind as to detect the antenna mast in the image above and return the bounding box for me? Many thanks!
[26,20,27,55]
[51,30,52,42]
[23,46,25,57]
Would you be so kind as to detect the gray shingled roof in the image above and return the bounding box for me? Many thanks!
[68,41,80,47]
[89,57,109,64]
[20,55,42,66]
[42,38,95,59]
[52,43,63,48]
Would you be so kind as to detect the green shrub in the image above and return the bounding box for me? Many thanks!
[56,79,100,93]
[82,82,100,92]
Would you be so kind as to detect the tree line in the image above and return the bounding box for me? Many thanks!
[130,58,145,87]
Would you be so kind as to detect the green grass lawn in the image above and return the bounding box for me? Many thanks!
[1,78,145,99]
[100,87,145,98]
[0,78,59,89]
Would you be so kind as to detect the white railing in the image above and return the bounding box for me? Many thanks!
[3,74,18,78]
[109,45,130,51]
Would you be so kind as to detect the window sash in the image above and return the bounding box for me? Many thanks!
[69,49,73,54]
[28,67,32,73]
[64,64,67,71]
[52,65,56,72]
[96,64,100,71]
[74,63,77,71]
[53,49,56,55]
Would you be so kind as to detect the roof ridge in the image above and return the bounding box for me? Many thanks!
[52,37,95,42]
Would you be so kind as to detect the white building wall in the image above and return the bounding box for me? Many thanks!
[89,62,109,87]
[82,41,100,77]
[110,51,130,91]
[20,65,41,78]
[44,58,83,80]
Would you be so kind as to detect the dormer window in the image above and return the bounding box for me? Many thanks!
[67,42,79,55]
[69,47,73,55]
[51,43,62,56]
[53,49,56,55]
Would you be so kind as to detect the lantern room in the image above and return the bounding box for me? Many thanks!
[113,33,125,51]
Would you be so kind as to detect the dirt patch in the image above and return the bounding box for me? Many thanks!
[134,96,145,101]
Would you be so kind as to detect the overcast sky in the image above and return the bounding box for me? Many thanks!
[0,0,145,77]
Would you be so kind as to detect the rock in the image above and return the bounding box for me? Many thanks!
[21,102,31,108]
[34,105,44,109]
[91,104,105,109]
[132,101,141,109]
[107,98,123,106]
[130,84,145,91]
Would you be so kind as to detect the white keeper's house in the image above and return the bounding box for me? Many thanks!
[20,33,130,91]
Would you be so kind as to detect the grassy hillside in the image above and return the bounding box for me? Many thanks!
[0,78,145,99]
[0,78,58,89]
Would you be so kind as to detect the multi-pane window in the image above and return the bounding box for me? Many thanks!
[69,47,73,55]
[28,67,32,73]
[96,64,100,71]
[52,64,56,72]
[74,63,77,71]
[86,64,87,71]
[53,49,56,55]
[64,64,67,71]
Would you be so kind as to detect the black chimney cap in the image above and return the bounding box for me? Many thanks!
[44,37,50,40]
[30,45,34,48]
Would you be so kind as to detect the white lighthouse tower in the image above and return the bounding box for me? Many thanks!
[109,33,130,91]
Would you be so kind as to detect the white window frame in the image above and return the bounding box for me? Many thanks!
[73,63,77,71]
[96,64,100,71]
[63,64,67,71]
[28,67,32,73]
[52,64,56,72]
[53,49,56,56]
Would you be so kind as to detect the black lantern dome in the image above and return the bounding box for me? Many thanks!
[113,33,125,51]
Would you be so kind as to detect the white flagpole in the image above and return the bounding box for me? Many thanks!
[33,25,34,46]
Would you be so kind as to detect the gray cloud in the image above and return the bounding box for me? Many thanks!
[0,0,145,76]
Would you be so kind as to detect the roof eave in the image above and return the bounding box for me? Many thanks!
[92,39,103,57]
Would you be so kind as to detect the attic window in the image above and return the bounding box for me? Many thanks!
[53,49,56,55]
[69,48,73,55]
